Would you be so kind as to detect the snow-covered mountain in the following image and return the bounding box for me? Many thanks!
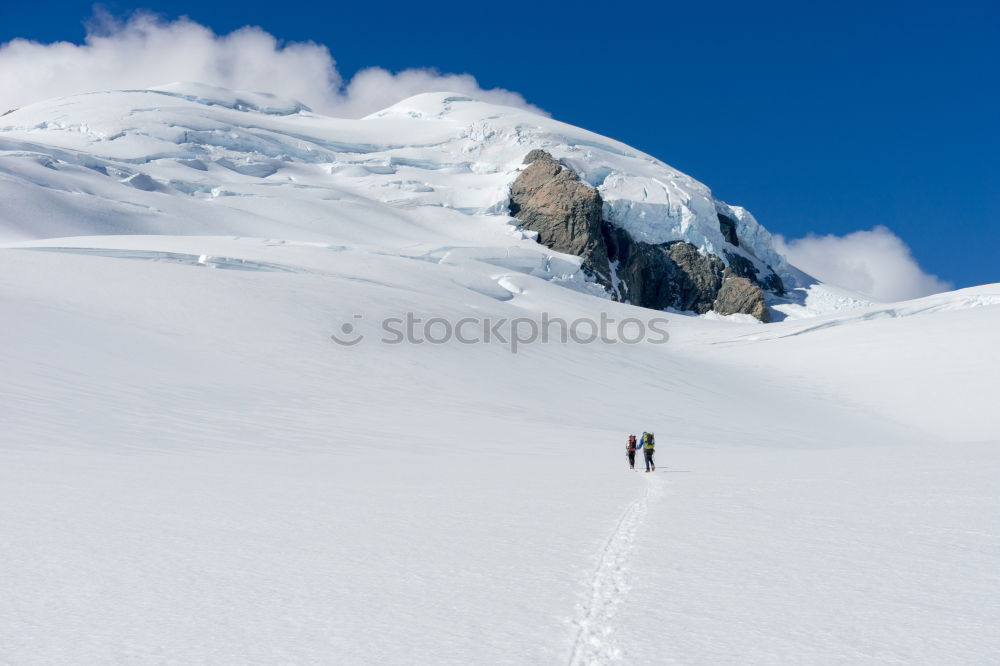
[2,85,998,665]
[1,83,833,321]
[0,83,777,254]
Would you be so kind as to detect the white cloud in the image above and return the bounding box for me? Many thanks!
[0,11,543,118]
[774,225,952,302]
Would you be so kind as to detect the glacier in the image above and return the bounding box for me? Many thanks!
[1,84,998,665]
[0,84,792,285]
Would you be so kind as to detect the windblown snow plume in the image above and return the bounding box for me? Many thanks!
[774,226,951,301]
[0,11,541,118]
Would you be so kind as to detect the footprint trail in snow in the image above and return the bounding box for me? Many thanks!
[568,480,653,665]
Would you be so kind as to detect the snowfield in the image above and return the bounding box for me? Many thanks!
[1,86,998,665]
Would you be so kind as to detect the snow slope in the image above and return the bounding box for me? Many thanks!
[2,232,998,665]
[1,86,998,664]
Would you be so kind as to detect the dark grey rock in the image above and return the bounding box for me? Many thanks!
[724,250,786,297]
[717,212,739,246]
[602,235,724,314]
[723,250,758,281]
[664,242,725,313]
[761,271,786,296]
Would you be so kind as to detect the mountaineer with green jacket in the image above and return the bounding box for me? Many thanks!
[639,432,655,472]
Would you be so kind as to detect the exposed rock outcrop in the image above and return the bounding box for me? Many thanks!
[508,150,609,280]
[509,150,783,321]
[714,273,771,322]
[602,226,723,313]
[724,250,785,297]
[760,271,786,297]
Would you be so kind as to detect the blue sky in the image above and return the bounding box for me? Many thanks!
[3,0,997,290]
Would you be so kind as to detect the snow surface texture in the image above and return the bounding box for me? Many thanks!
[2,234,998,665]
[2,86,999,664]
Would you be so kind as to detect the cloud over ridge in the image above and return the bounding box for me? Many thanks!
[0,11,542,118]
[774,226,952,302]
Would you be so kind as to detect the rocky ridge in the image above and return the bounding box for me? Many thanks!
[510,150,784,322]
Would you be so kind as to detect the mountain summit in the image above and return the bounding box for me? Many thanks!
[1,84,822,321]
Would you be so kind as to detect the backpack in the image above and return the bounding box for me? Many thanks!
[643,432,655,449]
[627,434,637,451]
